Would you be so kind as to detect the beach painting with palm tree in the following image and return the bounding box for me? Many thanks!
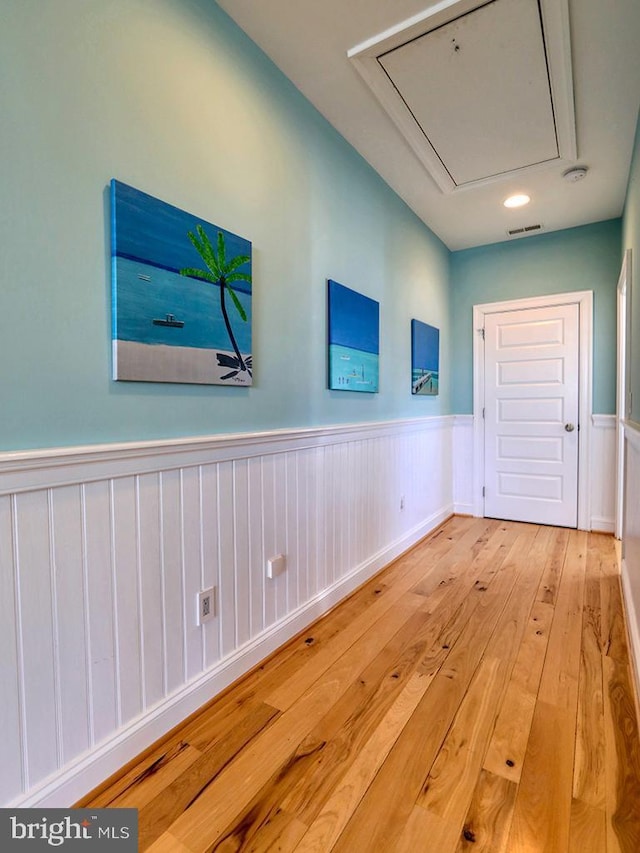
[111,180,252,385]
[411,319,439,395]
[328,280,379,392]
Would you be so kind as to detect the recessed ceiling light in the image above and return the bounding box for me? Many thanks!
[503,194,531,209]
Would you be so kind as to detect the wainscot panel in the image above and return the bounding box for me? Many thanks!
[452,415,474,515]
[621,421,640,703]
[590,414,616,533]
[0,417,454,807]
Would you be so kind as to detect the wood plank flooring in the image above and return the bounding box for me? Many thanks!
[81,517,640,852]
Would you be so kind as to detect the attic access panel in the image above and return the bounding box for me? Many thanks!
[349,0,576,193]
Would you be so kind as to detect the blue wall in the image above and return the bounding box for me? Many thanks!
[450,219,622,414]
[623,109,640,427]
[0,0,450,451]
[0,0,628,451]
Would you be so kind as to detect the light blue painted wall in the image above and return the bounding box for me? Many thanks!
[622,109,640,427]
[450,219,622,414]
[0,0,450,451]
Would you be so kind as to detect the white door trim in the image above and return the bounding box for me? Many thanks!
[473,290,593,529]
[616,249,632,539]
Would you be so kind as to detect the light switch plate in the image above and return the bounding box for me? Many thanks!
[267,554,286,579]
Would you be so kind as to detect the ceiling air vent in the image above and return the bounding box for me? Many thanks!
[507,223,544,238]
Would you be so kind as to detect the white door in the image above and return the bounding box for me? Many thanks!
[484,303,580,527]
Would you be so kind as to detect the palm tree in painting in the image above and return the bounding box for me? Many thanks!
[180,225,251,379]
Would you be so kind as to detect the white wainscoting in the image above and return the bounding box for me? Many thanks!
[621,421,640,701]
[451,413,616,532]
[0,417,454,808]
[590,414,616,533]
[452,415,474,515]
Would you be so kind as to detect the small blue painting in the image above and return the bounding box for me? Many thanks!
[328,280,379,393]
[111,180,252,385]
[411,319,439,396]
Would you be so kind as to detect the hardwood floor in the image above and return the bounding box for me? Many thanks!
[81,517,640,852]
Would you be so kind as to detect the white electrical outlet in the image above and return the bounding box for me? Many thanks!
[197,587,216,625]
[266,554,286,579]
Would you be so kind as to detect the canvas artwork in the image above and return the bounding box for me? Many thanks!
[411,319,439,395]
[111,180,252,385]
[327,279,379,393]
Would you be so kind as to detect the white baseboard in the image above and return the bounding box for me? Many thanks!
[590,516,615,534]
[12,504,452,808]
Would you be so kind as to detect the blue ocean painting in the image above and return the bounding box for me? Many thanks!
[111,180,252,385]
[328,280,379,393]
[411,319,439,396]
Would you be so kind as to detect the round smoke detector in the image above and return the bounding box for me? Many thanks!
[563,166,588,183]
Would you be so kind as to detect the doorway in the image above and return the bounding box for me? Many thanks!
[473,291,593,529]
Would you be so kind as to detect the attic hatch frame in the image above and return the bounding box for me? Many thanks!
[348,0,576,194]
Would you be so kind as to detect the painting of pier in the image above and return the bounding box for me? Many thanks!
[411,319,439,396]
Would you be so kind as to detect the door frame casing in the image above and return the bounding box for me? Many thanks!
[472,290,593,530]
[616,249,632,539]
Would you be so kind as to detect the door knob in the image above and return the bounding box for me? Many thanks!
[564,423,575,432]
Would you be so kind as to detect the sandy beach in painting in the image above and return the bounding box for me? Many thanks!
[111,181,252,387]
[114,341,252,385]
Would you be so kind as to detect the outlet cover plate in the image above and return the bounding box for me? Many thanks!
[197,587,216,625]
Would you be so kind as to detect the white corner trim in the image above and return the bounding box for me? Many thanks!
[9,504,452,808]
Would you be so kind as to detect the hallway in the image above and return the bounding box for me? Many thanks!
[83,516,640,852]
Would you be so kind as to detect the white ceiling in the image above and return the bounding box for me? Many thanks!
[216,0,640,250]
